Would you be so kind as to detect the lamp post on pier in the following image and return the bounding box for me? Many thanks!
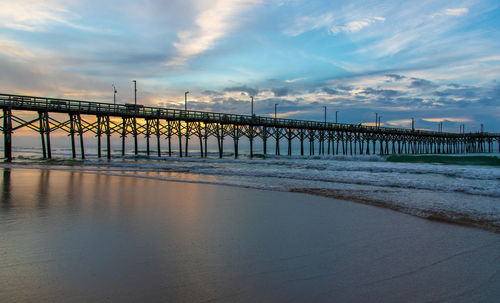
[184,91,189,111]
[251,96,254,116]
[323,106,327,124]
[375,113,378,128]
[112,84,117,105]
[335,111,339,124]
[274,103,278,120]
[132,80,137,105]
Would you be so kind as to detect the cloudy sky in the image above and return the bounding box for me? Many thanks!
[1,0,499,132]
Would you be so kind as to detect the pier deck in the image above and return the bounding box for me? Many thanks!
[1,93,498,160]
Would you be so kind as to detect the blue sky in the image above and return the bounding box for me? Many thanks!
[1,0,499,132]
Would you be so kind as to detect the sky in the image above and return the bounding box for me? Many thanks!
[1,0,499,132]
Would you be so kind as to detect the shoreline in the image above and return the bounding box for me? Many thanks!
[1,168,499,302]
[2,163,499,234]
[292,187,500,233]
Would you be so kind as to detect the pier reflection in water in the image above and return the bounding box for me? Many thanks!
[0,168,499,302]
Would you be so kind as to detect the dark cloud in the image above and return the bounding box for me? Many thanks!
[385,74,406,81]
[223,85,258,96]
[434,87,479,99]
[322,87,340,95]
[335,84,354,91]
[361,88,402,98]
[409,78,439,90]
[271,87,292,97]
[201,90,221,96]
[392,97,425,106]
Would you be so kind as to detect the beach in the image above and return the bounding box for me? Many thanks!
[1,167,499,302]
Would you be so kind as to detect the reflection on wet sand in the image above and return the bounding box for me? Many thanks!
[37,169,50,209]
[0,168,499,302]
[1,168,11,208]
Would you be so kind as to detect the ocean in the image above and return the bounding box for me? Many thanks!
[2,147,499,232]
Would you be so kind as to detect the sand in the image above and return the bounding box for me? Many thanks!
[1,168,499,302]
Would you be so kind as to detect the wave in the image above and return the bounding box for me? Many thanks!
[3,155,500,197]
[2,154,499,232]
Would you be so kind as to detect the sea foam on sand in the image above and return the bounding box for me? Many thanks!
[1,168,499,302]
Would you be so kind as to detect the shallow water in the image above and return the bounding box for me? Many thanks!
[3,149,500,231]
[1,168,499,302]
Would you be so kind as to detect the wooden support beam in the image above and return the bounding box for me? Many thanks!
[44,112,51,159]
[3,107,12,161]
[167,120,172,157]
[198,122,203,158]
[97,116,102,158]
[146,119,150,156]
[249,125,253,158]
[106,116,111,159]
[70,114,76,158]
[234,125,239,159]
[133,117,138,155]
[156,118,161,157]
[263,126,268,156]
[300,129,304,156]
[121,117,127,156]
[218,123,224,158]
[287,128,292,156]
[178,120,183,158]
[185,121,189,157]
[276,128,280,155]
[78,114,84,159]
[38,112,47,159]
[204,124,208,158]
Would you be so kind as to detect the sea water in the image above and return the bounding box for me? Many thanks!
[1,147,499,231]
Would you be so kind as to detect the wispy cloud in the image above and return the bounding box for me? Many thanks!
[0,39,34,58]
[284,12,334,36]
[423,117,472,123]
[431,7,469,18]
[285,13,384,36]
[165,0,262,67]
[445,8,469,16]
[0,0,99,32]
[0,0,69,31]
[284,77,306,83]
[330,17,385,34]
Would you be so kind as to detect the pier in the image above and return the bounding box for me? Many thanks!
[1,93,499,161]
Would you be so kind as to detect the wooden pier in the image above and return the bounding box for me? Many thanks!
[1,93,499,161]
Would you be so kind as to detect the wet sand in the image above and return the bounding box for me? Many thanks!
[1,168,499,302]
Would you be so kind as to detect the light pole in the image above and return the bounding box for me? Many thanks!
[132,80,137,106]
[481,123,484,133]
[112,84,117,105]
[411,117,414,131]
[323,106,327,124]
[375,113,378,128]
[335,111,339,124]
[378,116,382,128]
[184,91,189,111]
[274,103,278,119]
[251,96,254,116]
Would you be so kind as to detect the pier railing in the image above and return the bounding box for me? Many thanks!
[1,92,499,160]
[1,93,496,137]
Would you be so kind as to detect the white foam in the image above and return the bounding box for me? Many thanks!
[2,148,499,228]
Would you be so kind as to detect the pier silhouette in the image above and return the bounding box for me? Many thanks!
[1,93,498,161]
